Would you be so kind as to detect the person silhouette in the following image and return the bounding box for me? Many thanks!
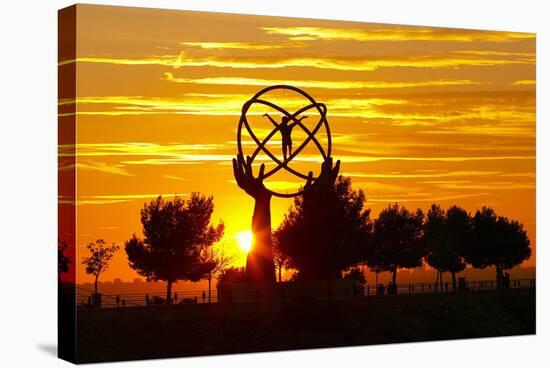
[263,113,308,161]
[497,269,504,289]
[504,272,510,289]
[388,281,397,295]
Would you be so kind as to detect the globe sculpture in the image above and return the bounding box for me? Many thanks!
[233,85,339,285]
[237,84,332,197]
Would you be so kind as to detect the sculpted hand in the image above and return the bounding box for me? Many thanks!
[232,154,270,199]
[304,157,340,193]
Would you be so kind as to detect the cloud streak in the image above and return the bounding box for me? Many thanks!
[59,161,135,176]
[342,170,502,179]
[59,193,188,205]
[163,72,482,90]
[365,192,492,203]
[58,92,535,126]
[512,79,536,86]
[180,41,302,50]
[59,49,534,72]
[261,26,535,43]
[59,142,229,157]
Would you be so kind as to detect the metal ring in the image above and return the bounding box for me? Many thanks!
[236,85,331,198]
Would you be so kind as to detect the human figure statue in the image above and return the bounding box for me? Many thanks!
[263,113,308,161]
[232,154,340,283]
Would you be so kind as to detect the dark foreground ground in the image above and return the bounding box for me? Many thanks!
[75,288,535,363]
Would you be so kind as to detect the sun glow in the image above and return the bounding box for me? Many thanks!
[237,230,253,252]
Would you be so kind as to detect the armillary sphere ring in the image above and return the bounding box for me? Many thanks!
[237,85,332,198]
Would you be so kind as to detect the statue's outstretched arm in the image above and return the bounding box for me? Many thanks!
[263,113,279,128]
[290,115,307,128]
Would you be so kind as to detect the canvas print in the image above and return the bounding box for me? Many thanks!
[58,4,536,363]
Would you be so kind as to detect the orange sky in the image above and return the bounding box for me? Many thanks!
[58,5,536,285]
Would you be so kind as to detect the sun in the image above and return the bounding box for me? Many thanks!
[237,230,253,252]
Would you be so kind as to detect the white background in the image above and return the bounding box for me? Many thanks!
[0,0,547,366]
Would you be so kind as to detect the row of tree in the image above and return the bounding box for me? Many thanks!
[273,176,531,289]
[65,175,531,302]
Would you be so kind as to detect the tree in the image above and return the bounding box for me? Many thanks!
[344,267,366,296]
[272,234,290,282]
[423,204,469,291]
[125,194,224,303]
[58,238,71,280]
[344,267,366,284]
[423,204,446,290]
[445,206,471,290]
[364,239,385,286]
[82,239,119,294]
[274,176,372,280]
[372,203,424,285]
[464,207,531,284]
[202,244,234,302]
[216,267,246,291]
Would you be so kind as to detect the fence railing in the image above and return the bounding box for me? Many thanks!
[362,278,535,296]
[76,287,218,309]
[76,278,535,309]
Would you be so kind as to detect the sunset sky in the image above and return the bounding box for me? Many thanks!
[59,5,535,285]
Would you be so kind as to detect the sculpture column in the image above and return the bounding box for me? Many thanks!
[232,155,276,283]
[245,192,275,282]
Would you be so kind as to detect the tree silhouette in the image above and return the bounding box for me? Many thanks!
[58,238,71,279]
[364,239,385,286]
[372,203,424,284]
[445,206,471,289]
[423,204,469,291]
[125,194,224,303]
[82,239,119,294]
[274,176,372,280]
[344,267,366,295]
[202,245,234,302]
[216,267,246,291]
[344,267,366,284]
[464,207,531,284]
[272,234,290,282]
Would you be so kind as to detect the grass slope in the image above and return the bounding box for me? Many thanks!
[76,289,535,363]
